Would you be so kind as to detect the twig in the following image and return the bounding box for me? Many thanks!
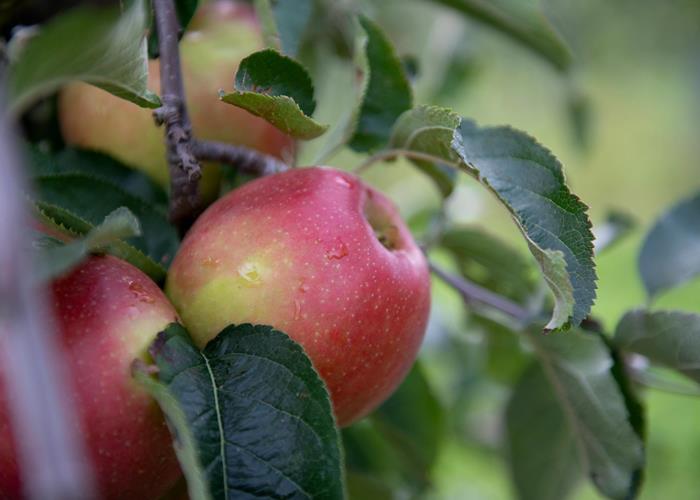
[429,261,532,324]
[192,139,289,177]
[0,91,96,499]
[153,0,202,231]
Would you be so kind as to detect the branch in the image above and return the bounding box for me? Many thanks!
[153,0,202,231]
[192,139,289,177]
[429,261,532,324]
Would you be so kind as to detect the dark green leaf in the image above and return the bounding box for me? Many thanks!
[32,173,179,267]
[139,323,344,500]
[638,191,700,298]
[389,106,461,197]
[527,328,644,499]
[148,0,199,58]
[453,120,596,330]
[426,0,572,72]
[593,210,636,255]
[35,203,166,282]
[348,16,413,153]
[220,49,327,139]
[34,207,141,282]
[615,310,700,384]
[7,0,160,115]
[506,363,581,500]
[28,147,168,209]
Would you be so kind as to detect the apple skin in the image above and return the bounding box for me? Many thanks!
[0,255,181,499]
[165,167,431,426]
[58,2,294,193]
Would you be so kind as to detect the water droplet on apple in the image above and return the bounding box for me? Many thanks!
[325,240,348,260]
[237,262,261,284]
[294,299,302,320]
[201,256,220,268]
[298,280,310,293]
[334,176,353,189]
[128,281,155,303]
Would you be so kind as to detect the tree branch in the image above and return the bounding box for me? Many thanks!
[153,0,202,231]
[429,261,532,324]
[192,139,289,177]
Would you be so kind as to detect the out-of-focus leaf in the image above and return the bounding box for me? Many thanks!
[348,16,413,153]
[567,87,592,150]
[453,120,596,331]
[137,323,344,500]
[220,48,327,139]
[254,0,314,57]
[638,191,700,298]
[593,210,636,255]
[426,0,572,72]
[526,328,645,499]
[389,106,461,197]
[506,362,581,500]
[32,172,179,266]
[615,309,700,384]
[34,207,141,282]
[7,0,160,115]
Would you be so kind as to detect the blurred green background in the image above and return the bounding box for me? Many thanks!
[308,0,700,498]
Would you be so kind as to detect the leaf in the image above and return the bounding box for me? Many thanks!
[506,363,581,500]
[148,0,199,58]
[638,191,700,299]
[527,328,645,499]
[615,310,700,384]
[34,207,141,282]
[453,119,596,330]
[32,172,179,266]
[348,16,413,153]
[254,0,314,57]
[220,49,328,140]
[440,227,537,302]
[138,323,344,500]
[7,0,160,115]
[593,210,636,255]
[389,106,461,197]
[427,0,572,72]
[34,202,167,283]
[28,146,168,209]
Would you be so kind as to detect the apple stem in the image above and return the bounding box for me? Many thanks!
[429,261,533,325]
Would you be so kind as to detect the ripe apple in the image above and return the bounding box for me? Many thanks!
[58,1,294,195]
[0,255,181,499]
[165,167,431,426]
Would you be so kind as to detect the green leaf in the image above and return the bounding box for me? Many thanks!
[32,172,179,267]
[220,49,328,140]
[389,106,461,197]
[148,0,199,58]
[7,0,160,115]
[426,0,572,72]
[254,0,314,57]
[348,16,413,153]
[593,210,636,255]
[615,310,700,384]
[638,191,700,299]
[34,203,166,283]
[440,227,537,302]
[506,363,581,500]
[453,120,596,330]
[138,323,344,500]
[28,146,168,209]
[34,207,141,282]
[527,328,645,499]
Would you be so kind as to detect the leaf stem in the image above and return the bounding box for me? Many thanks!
[354,148,460,174]
[429,261,532,324]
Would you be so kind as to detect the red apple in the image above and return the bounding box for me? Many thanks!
[165,167,431,426]
[58,1,294,195]
[0,255,181,499]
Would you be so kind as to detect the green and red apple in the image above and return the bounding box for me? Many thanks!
[166,167,432,426]
[0,255,181,499]
[58,1,294,194]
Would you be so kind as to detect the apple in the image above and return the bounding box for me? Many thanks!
[58,1,294,195]
[0,255,181,499]
[165,167,431,426]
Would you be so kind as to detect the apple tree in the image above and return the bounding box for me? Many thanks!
[0,0,697,499]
